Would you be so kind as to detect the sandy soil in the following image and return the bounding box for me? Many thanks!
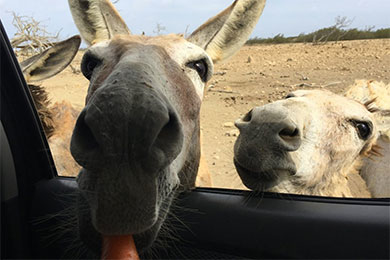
[40,39,390,189]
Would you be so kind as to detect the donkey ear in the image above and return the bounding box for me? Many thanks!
[187,0,266,63]
[21,35,81,82]
[68,0,130,45]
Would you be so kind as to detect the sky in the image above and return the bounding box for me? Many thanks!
[1,0,389,43]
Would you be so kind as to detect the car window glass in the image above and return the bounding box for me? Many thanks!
[1,0,388,198]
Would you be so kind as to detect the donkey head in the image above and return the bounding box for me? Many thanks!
[20,35,81,138]
[68,0,266,254]
[234,89,379,196]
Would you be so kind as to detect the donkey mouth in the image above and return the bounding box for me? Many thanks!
[100,229,157,259]
[101,234,139,259]
[234,158,296,191]
[77,186,173,257]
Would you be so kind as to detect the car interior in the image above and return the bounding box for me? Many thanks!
[1,19,389,259]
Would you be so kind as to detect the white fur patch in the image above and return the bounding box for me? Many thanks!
[165,39,214,100]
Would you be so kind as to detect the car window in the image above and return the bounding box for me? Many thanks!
[1,0,389,198]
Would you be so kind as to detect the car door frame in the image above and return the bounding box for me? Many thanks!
[1,20,389,259]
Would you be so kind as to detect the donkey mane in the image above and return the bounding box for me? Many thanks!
[29,84,56,138]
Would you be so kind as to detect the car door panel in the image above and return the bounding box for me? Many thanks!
[28,178,390,259]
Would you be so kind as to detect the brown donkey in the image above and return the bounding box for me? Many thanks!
[21,36,82,177]
[67,0,266,256]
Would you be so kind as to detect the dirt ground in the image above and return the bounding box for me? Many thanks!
[40,39,390,189]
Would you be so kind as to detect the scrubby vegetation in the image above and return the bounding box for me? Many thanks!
[247,16,389,45]
[10,12,61,56]
[247,28,390,45]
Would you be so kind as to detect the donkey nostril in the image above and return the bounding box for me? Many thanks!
[279,126,300,140]
[156,112,180,146]
[242,109,253,122]
[151,111,183,162]
[72,111,99,153]
[236,109,253,129]
[278,124,301,151]
[71,110,102,169]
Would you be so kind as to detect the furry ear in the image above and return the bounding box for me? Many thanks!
[187,0,266,63]
[21,35,81,82]
[68,0,130,45]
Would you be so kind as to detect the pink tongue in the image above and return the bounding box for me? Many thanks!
[101,235,140,260]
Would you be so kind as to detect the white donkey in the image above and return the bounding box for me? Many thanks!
[67,0,266,257]
[234,88,384,197]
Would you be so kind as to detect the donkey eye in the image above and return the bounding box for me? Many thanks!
[81,54,101,80]
[187,59,208,82]
[356,122,371,139]
[352,121,372,140]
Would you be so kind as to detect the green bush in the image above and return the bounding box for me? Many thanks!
[246,27,390,45]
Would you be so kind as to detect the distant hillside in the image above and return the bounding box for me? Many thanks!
[247,27,390,45]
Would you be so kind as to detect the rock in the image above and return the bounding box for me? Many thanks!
[247,56,253,63]
[267,61,276,66]
[223,86,233,92]
[223,122,234,128]
[225,129,239,137]
[207,84,215,91]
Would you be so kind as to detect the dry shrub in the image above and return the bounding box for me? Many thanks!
[10,12,61,57]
